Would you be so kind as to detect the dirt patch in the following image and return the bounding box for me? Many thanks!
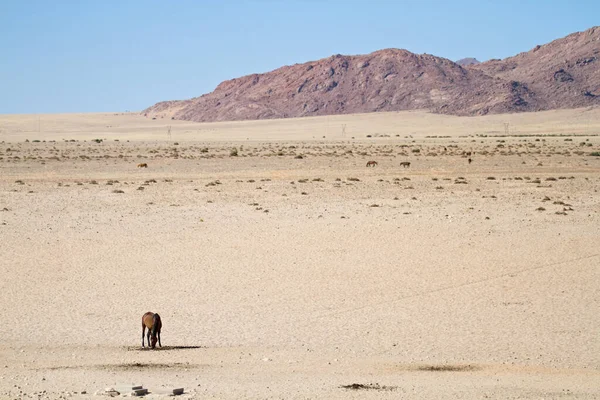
[416,364,479,372]
[104,362,193,371]
[340,383,396,391]
[44,362,196,371]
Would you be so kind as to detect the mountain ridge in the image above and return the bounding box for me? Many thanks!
[144,26,600,122]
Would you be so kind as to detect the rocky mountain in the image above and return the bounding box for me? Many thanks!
[456,58,481,66]
[144,27,599,122]
[470,27,600,111]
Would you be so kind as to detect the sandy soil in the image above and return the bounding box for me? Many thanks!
[0,109,599,399]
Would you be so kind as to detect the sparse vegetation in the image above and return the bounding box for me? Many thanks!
[417,364,477,372]
[340,383,396,391]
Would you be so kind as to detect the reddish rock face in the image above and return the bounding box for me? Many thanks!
[470,26,600,112]
[144,27,600,122]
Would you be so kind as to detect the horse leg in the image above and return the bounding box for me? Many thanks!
[142,324,146,348]
[147,331,152,348]
[158,331,161,347]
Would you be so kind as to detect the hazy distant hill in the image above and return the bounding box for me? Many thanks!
[144,26,599,122]
[456,58,480,66]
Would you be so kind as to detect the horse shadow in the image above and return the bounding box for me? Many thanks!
[126,345,206,352]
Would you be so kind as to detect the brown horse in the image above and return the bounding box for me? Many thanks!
[400,161,411,168]
[137,163,148,168]
[142,312,162,349]
[366,161,378,167]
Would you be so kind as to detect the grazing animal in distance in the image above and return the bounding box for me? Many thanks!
[366,161,378,167]
[142,312,162,349]
[137,163,148,168]
[400,161,411,168]
[468,158,472,164]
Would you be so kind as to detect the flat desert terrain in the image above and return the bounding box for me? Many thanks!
[1,109,599,399]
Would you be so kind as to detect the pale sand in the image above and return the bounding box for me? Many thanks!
[0,109,599,399]
[2,106,600,142]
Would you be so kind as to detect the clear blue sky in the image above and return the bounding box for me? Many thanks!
[1,0,597,114]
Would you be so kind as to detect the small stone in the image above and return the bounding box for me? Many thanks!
[131,388,148,396]
[171,388,184,395]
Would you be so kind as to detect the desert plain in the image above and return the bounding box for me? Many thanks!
[0,108,599,399]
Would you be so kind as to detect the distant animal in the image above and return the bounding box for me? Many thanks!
[400,162,411,168]
[137,163,148,168]
[142,312,162,349]
[366,161,378,167]
[468,158,472,164]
